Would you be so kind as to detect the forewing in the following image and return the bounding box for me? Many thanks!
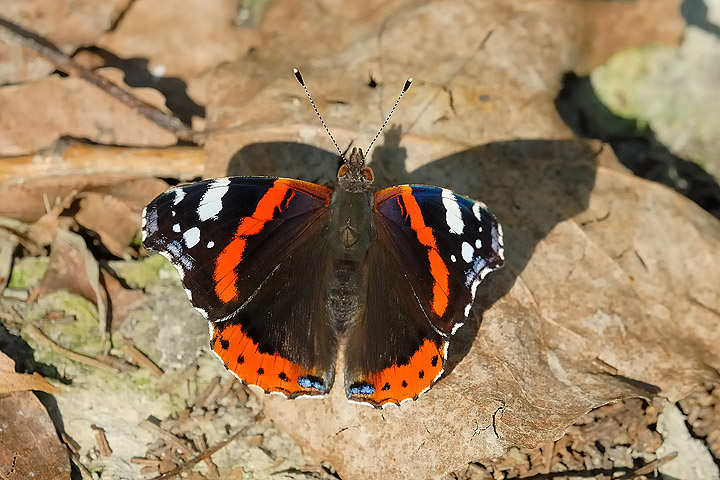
[373,185,504,334]
[142,177,337,397]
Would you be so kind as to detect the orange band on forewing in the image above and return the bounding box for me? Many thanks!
[398,186,450,316]
[213,181,291,303]
[212,323,320,396]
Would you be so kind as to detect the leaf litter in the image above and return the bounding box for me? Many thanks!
[0,0,719,479]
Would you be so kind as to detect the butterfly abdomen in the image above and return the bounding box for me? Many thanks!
[326,188,374,332]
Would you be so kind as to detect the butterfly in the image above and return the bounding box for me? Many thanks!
[141,70,504,408]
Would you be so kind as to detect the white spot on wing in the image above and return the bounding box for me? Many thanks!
[461,241,474,263]
[172,223,180,232]
[464,303,472,316]
[198,178,231,221]
[441,189,464,235]
[183,227,201,248]
[451,322,465,334]
[207,241,215,249]
[475,238,482,249]
[472,202,483,220]
[173,188,186,205]
[450,254,456,263]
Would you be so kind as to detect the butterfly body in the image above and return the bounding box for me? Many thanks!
[142,146,504,408]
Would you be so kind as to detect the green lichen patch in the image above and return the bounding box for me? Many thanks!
[25,291,103,356]
[8,256,51,289]
[109,254,181,290]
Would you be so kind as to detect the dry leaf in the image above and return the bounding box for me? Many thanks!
[0,172,169,224]
[0,75,176,156]
[96,0,259,103]
[0,229,19,294]
[0,0,130,84]
[0,352,67,478]
[260,140,720,479]
[75,192,140,258]
[0,351,59,395]
[191,2,708,478]
[0,391,71,479]
[203,0,684,177]
[35,230,108,331]
[102,270,145,329]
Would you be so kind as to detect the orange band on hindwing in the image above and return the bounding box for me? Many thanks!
[348,339,447,407]
[211,322,324,396]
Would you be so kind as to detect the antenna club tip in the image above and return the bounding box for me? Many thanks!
[293,68,305,85]
[403,77,413,92]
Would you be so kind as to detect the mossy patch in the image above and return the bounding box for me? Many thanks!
[109,254,181,289]
[8,256,50,289]
[25,291,103,355]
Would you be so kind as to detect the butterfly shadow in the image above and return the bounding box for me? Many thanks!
[226,133,599,378]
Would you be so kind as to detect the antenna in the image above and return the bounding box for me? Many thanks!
[293,68,413,158]
[293,68,343,157]
[365,77,412,157]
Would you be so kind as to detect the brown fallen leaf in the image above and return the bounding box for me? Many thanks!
[34,229,108,331]
[0,75,176,156]
[0,352,69,479]
[0,351,60,394]
[97,0,257,88]
[0,391,72,479]
[0,171,172,225]
[102,270,146,330]
[0,370,60,394]
[75,192,140,258]
[0,0,131,84]
[260,140,720,479]
[171,2,704,478]
[0,228,19,295]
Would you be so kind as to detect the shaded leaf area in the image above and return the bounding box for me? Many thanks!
[0,352,70,479]
[0,0,719,479]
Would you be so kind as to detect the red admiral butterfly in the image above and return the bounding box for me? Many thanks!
[141,70,504,408]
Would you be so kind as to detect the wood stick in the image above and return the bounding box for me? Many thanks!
[124,345,164,377]
[25,325,119,372]
[0,17,194,142]
[150,427,248,480]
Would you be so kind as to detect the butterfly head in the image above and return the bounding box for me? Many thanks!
[337,147,374,192]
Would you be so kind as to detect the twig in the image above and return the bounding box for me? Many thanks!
[139,419,195,460]
[124,345,164,377]
[149,427,248,480]
[24,324,120,372]
[615,452,678,479]
[91,424,113,457]
[61,434,95,480]
[192,434,220,479]
[0,17,195,142]
[192,376,221,408]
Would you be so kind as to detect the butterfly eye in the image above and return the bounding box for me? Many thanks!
[361,167,374,182]
[337,164,349,178]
